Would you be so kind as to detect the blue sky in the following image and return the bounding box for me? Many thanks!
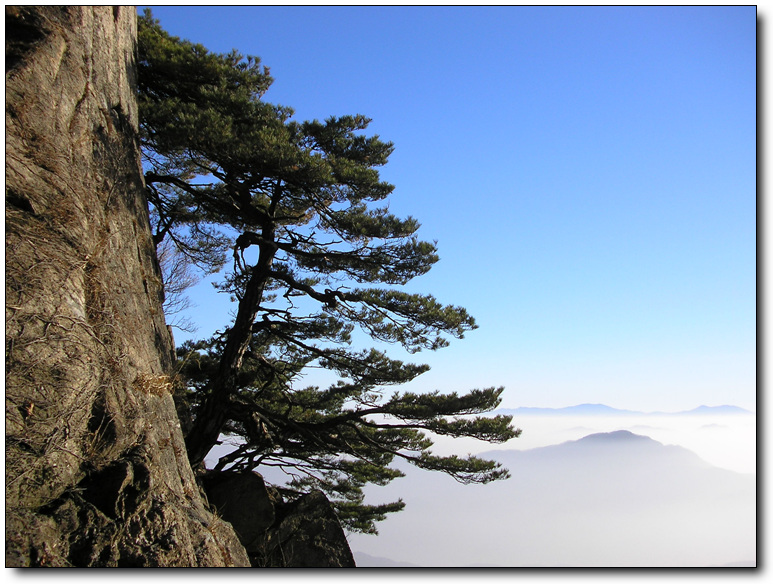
[145,6,756,412]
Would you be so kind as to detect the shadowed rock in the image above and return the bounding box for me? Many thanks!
[201,471,355,567]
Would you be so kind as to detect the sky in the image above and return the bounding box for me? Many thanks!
[144,5,757,413]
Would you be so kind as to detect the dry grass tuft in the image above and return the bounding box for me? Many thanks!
[133,374,173,396]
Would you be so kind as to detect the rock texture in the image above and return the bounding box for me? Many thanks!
[6,7,358,568]
[5,6,249,567]
[200,472,356,567]
[267,491,357,568]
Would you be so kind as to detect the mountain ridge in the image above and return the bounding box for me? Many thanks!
[496,403,753,416]
[479,429,717,472]
[349,427,755,567]
[353,552,422,568]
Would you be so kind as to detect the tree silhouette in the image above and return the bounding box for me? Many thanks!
[138,9,519,533]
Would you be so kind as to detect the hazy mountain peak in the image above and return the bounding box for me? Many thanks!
[351,421,755,568]
[496,403,753,416]
[681,405,753,415]
[576,430,652,443]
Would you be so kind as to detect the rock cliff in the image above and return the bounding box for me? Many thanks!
[200,472,356,567]
[5,6,249,567]
[5,6,357,568]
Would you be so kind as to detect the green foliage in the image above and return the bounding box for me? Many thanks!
[139,9,520,534]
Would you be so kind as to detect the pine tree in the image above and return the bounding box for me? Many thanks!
[138,9,520,533]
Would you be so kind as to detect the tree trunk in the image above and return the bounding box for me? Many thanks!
[185,235,276,466]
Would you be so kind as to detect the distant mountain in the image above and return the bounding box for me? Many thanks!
[496,403,753,416]
[499,403,639,416]
[354,552,422,568]
[574,429,654,444]
[679,405,753,416]
[481,430,717,475]
[347,429,755,567]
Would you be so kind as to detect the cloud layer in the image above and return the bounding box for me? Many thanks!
[348,423,755,567]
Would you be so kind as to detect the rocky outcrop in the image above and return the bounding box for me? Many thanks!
[5,6,248,566]
[200,472,356,567]
[6,6,358,568]
[267,490,357,568]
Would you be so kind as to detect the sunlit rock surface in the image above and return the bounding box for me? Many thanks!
[5,6,248,566]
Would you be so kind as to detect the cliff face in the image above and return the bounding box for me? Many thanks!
[6,7,358,567]
[5,6,249,566]
[201,472,356,567]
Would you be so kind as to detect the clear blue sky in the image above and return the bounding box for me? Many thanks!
[144,6,756,412]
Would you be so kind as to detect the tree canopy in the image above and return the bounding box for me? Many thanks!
[137,9,520,534]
